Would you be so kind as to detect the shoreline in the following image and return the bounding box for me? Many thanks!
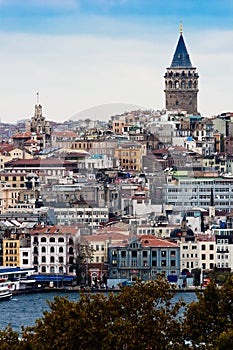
[12,286,202,296]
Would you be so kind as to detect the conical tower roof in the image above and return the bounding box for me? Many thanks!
[170,26,192,68]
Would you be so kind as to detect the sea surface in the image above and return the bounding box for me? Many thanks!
[0,291,197,332]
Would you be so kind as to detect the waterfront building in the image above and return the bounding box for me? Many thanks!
[108,235,180,282]
[30,225,79,275]
[2,238,20,267]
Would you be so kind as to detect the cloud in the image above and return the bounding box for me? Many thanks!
[0,26,232,123]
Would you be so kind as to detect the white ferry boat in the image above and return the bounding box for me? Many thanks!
[0,279,12,301]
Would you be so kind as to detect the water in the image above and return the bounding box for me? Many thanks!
[0,291,197,332]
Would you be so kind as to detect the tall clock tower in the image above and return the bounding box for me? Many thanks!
[164,23,199,115]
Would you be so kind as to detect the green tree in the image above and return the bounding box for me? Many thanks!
[184,275,233,349]
[72,239,94,285]
[15,275,188,350]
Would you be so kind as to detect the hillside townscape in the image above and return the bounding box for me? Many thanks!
[1,27,233,291]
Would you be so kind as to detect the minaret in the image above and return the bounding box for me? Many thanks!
[209,188,215,218]
[164,23,199,115]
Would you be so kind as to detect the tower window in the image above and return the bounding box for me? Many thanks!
[176,100,179,105]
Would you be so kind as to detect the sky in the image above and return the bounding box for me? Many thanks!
[0,0,232,123]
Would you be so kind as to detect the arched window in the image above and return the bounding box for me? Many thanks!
[168,80,172,89]
[42,256,46,263]
[194,81,197,89]
[59,256,64,264]
[69,257,74,264]
[41,246,46,253]
[50,267,55,273]
[69,238,73,245]
[58,237,64,243]
[175,81,179,88]
[181,81,186,89]
[41,237,46,243]
[69,247,74,254]
[50,247,55,253]
[59,247,63,253]
[50,256,55,263]
[59,266,63,273]
[42,266,46,273]
[49,237,55,243]
[188,80,192,88]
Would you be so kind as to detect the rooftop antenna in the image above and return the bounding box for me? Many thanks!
[36,92,40,105]
[180,20,183,35]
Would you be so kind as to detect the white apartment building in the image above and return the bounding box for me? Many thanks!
[164,173,233,212]
[212,228,233,270]
[54,207,109,232]
[31,225,79,275]
[179,235,216,273]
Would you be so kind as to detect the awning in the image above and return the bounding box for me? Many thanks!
[31,275,76,283]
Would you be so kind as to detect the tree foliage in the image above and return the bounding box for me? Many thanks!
[2,275,233,349]
[184,275,233,349]
[72,239,94,285]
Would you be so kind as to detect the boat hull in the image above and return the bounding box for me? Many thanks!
[0,291,12,301]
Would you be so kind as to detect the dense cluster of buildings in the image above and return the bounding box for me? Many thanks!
[0,26,233,288]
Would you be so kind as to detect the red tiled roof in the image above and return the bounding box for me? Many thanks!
[5,158,72,166]
[140,235,179,247]
[24,139,38,145]
[0,144,14,153]
[31,225,78,235]
[85,233,131,242]
[12,132,32,139]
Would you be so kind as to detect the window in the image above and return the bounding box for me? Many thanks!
[50,247,55,253]
[132,251,137,258]
[121,251,126,258]
[170,251,176,257]
[96,245,99,251]
[161,260,166,267]
[161,251,166,257]
[210,244,214,250]
[50,256,55,263]
[209,254,214,260]
[41,247,46,253]
[50,237,55,243]
[41,237,46,243]
[42,256,46,263]
[201,245,206,250]
[59,247,63,253]
[201,254,206,260]
[143,251,147,258]
[152,251,157,258]
[58,237,64,243]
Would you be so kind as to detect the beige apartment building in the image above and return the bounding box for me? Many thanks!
[114,141,147,171]
[3,239,20,267]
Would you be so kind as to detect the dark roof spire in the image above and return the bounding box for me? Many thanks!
[170,23,192,68]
